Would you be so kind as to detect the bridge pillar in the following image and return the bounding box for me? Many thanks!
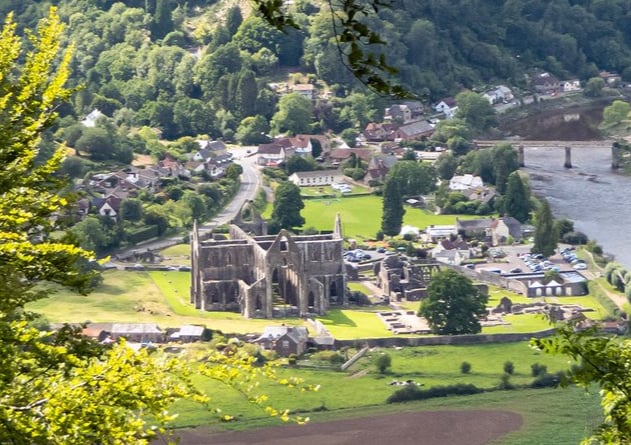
[564,146,572,169]
[518,145,525,167]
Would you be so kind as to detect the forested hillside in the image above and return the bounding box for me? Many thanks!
[3,0,631,146]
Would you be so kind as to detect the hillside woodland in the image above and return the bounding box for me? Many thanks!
[2,0,631,147]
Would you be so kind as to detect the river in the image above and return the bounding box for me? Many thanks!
[502,103,631,267]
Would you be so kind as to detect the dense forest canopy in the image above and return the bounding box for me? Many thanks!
[3,0,631,142]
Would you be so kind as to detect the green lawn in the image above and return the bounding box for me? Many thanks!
[299,195,479,239]
[314,309,393,339]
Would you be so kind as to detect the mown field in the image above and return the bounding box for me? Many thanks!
[298,195,480,239]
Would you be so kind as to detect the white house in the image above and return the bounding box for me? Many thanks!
[560,79,581,92]
[449,174,483,191]
[81,109,104,127]
[424,225,457,242]
[289,169,344,187]
[257,143,286,166]
[434,97,458,118]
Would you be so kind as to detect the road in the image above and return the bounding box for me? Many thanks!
[115,146,262,259]
[198,146,261,234]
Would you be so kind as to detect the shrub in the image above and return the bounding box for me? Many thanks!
[376,353,392,374]
[531,372,564,388]
[387,384,482,404]
[460,361,472,374]
[503,361,515,375]
[498,373,515,390]
[531,363,547,377]
[288,353,298,365]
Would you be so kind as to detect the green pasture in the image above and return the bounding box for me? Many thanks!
[171,341,601,445]
[299,195,478,239]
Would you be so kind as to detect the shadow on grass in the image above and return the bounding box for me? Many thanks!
[317,310,357,327]
[94,283,126,295]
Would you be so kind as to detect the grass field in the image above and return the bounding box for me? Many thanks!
[170,341,602,445]
[28,270,613,338]
[298,195,479,239]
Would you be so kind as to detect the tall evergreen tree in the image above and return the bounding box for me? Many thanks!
[381,176,405,236]
[532,199,557,257]
[151,0,173,40]
[235,69,258,119]
[503,171,530,223]
[226,5,243,36]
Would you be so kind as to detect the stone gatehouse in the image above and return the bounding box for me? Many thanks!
[190,216,346,318]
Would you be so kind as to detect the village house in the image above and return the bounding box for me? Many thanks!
[288,169,344,187]
[431,238,472,266]
[252,326,309,357]
[433,97,458,118]
[82,323,164,344]
[490,216,522,245]
[482,85,514,105]
[169,324,207,343]
[384,104,412,123]
[532,72,560,94]
[599,71,621,86]
[327,148,374,165]
[292,83,315,100]
[257,143,286,166]
[80,108,104,128]
[560,79,581,92]
[363,122,397,142]
[394,120,435,141]
[423,225,457,242]
[456,217,494,240]
[193,139,228,161]
[449,174,483,191]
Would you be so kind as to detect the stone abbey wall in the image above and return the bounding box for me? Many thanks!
[190,215,347,318]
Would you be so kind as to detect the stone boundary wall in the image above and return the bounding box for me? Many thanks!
[334,329,557,348]
[341,346,370,370]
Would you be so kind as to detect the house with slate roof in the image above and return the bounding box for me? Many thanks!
[394,120,435,141]
[490,217,522,245]
[253,326,309,356]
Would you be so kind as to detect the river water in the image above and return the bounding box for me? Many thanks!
[502,104,631,267]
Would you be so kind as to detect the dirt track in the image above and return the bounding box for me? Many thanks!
[169,410,522,445]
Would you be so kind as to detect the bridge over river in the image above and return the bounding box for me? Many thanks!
[473,139,618,169]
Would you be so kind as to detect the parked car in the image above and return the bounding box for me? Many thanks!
[573,263,587,270]
[509,267,522,273]
[376,247,386,253]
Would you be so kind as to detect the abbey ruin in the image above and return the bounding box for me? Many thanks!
[190,215,347,318]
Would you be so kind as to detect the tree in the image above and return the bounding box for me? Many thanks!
[602,99,630,128]
[75,127,115,160]
[120,198,144,222]
[532,323,631,444]
[381,176,405,236]
[503,172,530,223]
[271,93,313,135]
[0,11,311,443]
[491,143,519,194]
[584,77,605,97]
[435,152,458,180]
[455,91,496,132]
[270,181,305,231]
[532,199,558,257]
[286,155,317,175]
[375,353,392,374]
[236,115,270,145]
[418,269,488,335]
